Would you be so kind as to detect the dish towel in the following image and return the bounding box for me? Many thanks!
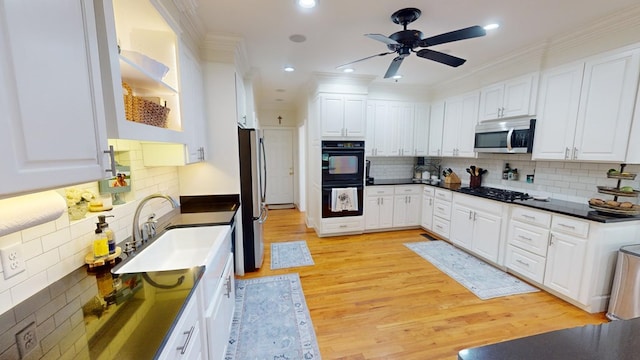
[331,188,358,212]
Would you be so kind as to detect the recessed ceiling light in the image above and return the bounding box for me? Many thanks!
[289,34,307,43]
[484,23,500,31]
[284,66,295,72]
[343,68,354,73]
[392,75,402,79]
[298,0,317,9]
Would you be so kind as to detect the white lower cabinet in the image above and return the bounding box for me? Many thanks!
[392,185,422,227]
[543,231,586,299]
[207,256,235,360]
[432,189,452,238]
[365,186,394,230]
[157,286,205,360]
[421,187,435,230]
[450,193,504,264]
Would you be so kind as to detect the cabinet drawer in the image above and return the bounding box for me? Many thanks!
[433,199,452,220]
[432,217,450,239]
[551,215,589,238]
[423,186,435,197]
[511,206,551,228]
[434,189,452,201]
[394,185,422,195]
[322,218,364,234]
[366,186,395,196]
[506,245,546,284]
[508,220,550,257]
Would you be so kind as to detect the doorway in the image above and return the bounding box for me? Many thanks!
[262,128,295,207]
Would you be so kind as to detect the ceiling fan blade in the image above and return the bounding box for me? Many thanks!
[336,51,394,69]
[416,49,467,67]
[365,33,400,46]
[384,56,405,78]
[419,25,486,47]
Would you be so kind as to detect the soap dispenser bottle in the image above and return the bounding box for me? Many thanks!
[98,215,116,255]
[93,223,109,259]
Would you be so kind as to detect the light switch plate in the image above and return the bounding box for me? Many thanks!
[1,242,26,279]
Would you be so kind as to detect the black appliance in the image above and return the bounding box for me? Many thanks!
[474,118,536,153]
[459,186,531,202]
[366,160,374,185]
[238,127,267,272]
[321,141,365,218]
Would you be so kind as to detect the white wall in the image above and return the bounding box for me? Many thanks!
[179,62,241,195]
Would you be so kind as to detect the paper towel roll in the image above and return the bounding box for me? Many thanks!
[0,191,67,237]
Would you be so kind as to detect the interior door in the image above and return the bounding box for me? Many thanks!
[263,128,294,205]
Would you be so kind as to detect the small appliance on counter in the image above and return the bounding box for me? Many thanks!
[366,159,374,185]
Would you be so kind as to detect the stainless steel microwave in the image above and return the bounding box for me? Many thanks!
[474,118,536,153]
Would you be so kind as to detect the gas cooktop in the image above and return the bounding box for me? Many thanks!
[459,186,531,202]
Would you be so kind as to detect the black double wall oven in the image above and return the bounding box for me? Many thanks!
[321,141,365,218]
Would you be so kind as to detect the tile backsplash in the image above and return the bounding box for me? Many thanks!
[0,140,180,317]
[369,154,640,204]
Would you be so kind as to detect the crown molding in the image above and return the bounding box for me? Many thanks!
[201,34,246,65]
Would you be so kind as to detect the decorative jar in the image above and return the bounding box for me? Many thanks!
[68,202,88,220]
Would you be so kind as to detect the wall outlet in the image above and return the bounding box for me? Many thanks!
[0,242,26,279]
[16,322,38,358]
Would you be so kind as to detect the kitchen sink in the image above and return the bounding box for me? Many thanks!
[112,225,231,274]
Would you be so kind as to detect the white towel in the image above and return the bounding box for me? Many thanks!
[331,188,358,212]
[0,191,67,237]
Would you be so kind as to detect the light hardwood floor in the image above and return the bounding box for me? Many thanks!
[240,208,607,359]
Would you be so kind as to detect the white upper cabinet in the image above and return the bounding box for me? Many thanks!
[428,101,445,157]
[235,72,247,127]
[534,48,640,162]
[95,0,183,143]
[320,94,366,138]
[388,101,415,156]
[179,45,207,164]
[478,73,538,122]
[442,91,479,158]
[0,0,111,197]
[413,103,430,157]
[626,85,640,164]
[366,100,393,156]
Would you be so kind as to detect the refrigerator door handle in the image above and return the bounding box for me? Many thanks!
[259,136,267,204]
[259,205,268,224]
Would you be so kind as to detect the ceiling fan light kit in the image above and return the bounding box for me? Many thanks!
[337,7,487,79]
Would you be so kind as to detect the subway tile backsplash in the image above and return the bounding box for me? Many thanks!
[369,154,640,204]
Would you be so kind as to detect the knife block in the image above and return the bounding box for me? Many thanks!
[444,172,461,185]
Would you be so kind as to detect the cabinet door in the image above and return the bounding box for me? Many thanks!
[396,102,415,156]
[372,101,393,156]
[573,49,640,161]
[478,83,503,122]
[413,103,430,156]
[379,195,394,228]
[235,72,247,126]
[393,195,408,227]
[365,196,382,229]
[207,256,235,360]
[457,92,480,157]
[544,232,586,300]
[442,96,462,157]
[421,195,434,230]
[532,63,584,160]
[343,94,366,137]
[404,194,422,226]
[471,211,502,264]
[502,74,536,118]
[179,45,206,163]
[0,0,109,197]
[428,101,445,156]
[365,102,375,156]
[450,204,474,250]
[320,95,345,137]
[626,88,640,163]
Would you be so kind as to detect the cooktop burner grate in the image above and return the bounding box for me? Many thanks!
[459,186,531,202]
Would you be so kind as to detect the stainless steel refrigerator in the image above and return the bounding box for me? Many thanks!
[237,126,267,272]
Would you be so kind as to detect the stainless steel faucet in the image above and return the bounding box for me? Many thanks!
[131,194,179,249]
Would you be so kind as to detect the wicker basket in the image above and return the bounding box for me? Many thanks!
[122,82,170,128]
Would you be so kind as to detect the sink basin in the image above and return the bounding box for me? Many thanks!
[112,225,230,274]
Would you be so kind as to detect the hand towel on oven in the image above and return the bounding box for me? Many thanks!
[331,187,358,212]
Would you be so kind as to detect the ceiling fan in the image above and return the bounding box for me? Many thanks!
[337,8,487,79]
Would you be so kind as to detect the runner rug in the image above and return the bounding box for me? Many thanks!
[225,273,321,359]
[405,241,539,300]
[271,240,315,270]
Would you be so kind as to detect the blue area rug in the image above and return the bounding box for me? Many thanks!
[271,240,315,270]
[405,241,539,300]
[225,273,321,359]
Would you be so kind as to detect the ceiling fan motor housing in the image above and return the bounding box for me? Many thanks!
[388,30,424,51]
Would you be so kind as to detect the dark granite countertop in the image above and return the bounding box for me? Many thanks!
[366,179,638,223]
[458,318,640,360]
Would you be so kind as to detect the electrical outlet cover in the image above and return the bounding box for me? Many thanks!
[0,242,26,279]
[16,322,38,358]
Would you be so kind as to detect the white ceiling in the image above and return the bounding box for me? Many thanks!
[197,0,639,109]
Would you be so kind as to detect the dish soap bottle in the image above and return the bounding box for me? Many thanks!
[502,163,511,180]
[93,223,109,259]
[98,215,116,255]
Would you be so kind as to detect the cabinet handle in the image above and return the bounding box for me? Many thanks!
[473,212,477,221]
[429,199,432,206]
[558,223,576,230]
[564,147,570,160]
[438,207,445,211]
[573,147,578,160]
[522,214,536,220]
[515,259,530,267]
[518,235,533,242]
[339,224,348,228]
[224,275,232,298]
[408,196,411,204]
[468,211,473,220]
[345,128,348,136]
[549,234,554,246]
[436,224,443,230]
[381,198,384,205]
[104,145,117,177]
[177,326,195,354]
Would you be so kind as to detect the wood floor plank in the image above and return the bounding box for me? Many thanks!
[240,208,607,359]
